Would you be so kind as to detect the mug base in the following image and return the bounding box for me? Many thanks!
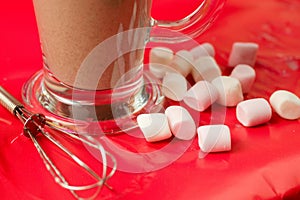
[22,70,165,135]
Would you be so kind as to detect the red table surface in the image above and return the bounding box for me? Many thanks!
[1,0,300,199]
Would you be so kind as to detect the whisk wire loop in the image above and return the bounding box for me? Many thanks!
[0,86,117,200]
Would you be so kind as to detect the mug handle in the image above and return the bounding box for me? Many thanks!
[150,0,226,42]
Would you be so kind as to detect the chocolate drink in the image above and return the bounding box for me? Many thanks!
[32,0,152,90]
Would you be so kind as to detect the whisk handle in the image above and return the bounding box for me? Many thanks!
[0,86,24,115]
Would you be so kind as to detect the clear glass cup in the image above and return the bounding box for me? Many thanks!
[23,0,226,134]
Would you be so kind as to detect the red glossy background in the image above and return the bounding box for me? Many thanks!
[1,0,300,199]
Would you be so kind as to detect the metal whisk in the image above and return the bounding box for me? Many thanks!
[0,86,117,200]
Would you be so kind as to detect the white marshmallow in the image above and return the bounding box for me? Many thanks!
[211,76,244,107]
[137,113,172,142]
[236,98,272,127]
[149,47,175,79]
[170,50,194,77]
[190,45,210,60]
[162,72,187,101]
[149,63,178,79]
[228,42,259,67]
[150,47,174,65]
[269,90,300,120]
[230,64,256,93]
[192,56,222,82]
[165,106,196,140]
[190,43,215,60]
[201,43,215,57]
[197,125,231,153]
[183,81,219,111]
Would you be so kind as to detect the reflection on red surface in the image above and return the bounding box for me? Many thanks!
[1,0,300,199]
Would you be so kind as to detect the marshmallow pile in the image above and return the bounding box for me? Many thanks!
[137,42,300,154]
[149,42,259,108]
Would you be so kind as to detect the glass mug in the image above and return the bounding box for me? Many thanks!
[23,0,225,133]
